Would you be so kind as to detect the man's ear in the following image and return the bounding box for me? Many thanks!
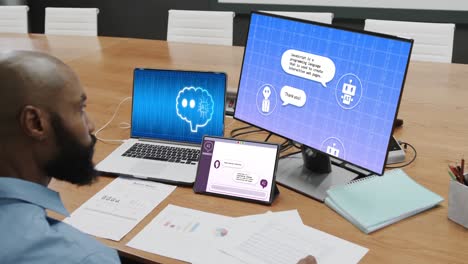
[19,105,50,141]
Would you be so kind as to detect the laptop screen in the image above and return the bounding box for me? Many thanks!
[131,68,226,144]
[194,136,279,203]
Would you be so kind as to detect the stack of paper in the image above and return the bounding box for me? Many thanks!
[127,205,369,264]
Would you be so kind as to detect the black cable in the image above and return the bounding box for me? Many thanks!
[280,139,290,147]
[280,140,292,150]
[229,125,253,137]
[286,140,303,150]
[280,149,301,159]
[385,141,417,169]
[280,139,302,156]
[231,129,264,138]
[280,144,293,153]
[291,141,302,149]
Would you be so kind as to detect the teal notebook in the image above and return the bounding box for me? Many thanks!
[325,169,443,234]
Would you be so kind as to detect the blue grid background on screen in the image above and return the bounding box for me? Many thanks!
[234,13,412,174]
[131,69,225,144]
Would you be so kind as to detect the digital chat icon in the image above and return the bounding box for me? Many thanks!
[203,141,214,153]
[260,179,268,189]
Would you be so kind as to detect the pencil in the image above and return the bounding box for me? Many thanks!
[461,158,465,177]
[449,165,464,184]
[448,170,456,181]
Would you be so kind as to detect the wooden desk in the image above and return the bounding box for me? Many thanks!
[1,34,467,264]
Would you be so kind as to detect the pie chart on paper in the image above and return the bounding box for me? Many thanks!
[214,227,228,237]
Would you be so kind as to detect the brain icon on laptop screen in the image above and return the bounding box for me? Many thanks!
[176,86,214,132]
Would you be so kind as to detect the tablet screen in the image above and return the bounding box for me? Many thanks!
[194,136,279,204]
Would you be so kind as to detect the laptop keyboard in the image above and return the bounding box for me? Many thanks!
[122,143,200,165]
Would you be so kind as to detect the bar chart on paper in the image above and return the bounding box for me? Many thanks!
[127,205,237,263]
[148,206,233,237]
[161,218,201,233]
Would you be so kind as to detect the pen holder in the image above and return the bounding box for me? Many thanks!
[448,179,468,228]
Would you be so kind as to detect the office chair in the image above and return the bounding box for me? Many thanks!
[167,9,235,46]
[364,19,455,63]
[0,0,27,4]
[0,5,29,33]
[260,11,334,24]
[45,7,99,36]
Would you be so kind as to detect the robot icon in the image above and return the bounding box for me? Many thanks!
[335,73,363,110]
[321,137,345,159]
[326,143,340,157]
[341,79,356,105]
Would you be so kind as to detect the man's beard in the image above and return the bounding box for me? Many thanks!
[44,113,98,186]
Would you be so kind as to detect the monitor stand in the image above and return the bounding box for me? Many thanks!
[276,145,358,202]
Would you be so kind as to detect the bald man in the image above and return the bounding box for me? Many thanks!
[0,51,120,263]
[0,50,318,264]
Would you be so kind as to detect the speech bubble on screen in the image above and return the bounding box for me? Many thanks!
[280,86,307,107]
[281,49,336,87]
[223,160,244,169]
[176,86,214,132]
[233,171,258,185]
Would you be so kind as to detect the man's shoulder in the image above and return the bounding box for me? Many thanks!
[52,219,110,248]
[0,202,119,264]
[46,219,121,263]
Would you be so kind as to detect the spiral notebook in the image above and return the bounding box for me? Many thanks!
[325,169,443,234]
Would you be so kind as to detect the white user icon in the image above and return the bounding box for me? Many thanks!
[262,86,271,113]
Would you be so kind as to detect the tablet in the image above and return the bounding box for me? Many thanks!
[194,136,280,205]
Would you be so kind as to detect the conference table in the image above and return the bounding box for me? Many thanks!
[1,33,467,264]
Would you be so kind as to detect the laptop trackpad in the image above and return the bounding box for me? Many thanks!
[129,161,168,176]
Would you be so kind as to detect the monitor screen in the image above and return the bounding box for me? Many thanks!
[234,12,413,175]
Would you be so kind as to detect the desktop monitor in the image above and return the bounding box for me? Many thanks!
[234,12,413,200]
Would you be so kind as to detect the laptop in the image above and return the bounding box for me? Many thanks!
[96,68,227,185]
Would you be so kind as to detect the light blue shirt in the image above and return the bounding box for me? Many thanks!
[0,177,120,264]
